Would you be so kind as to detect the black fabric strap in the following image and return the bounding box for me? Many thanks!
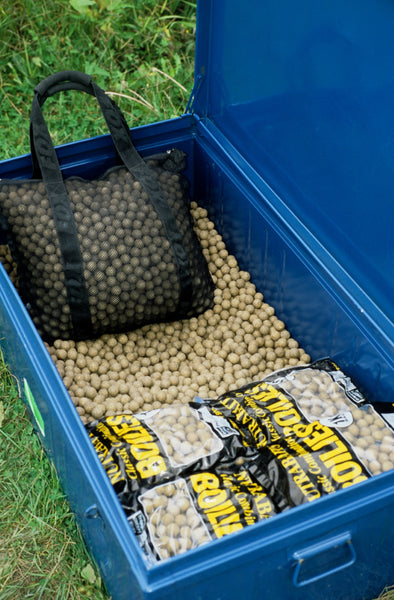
[45,181,93,339]
[0,209,9,245]
[87,86,194,312]
[34,70,93,96]
[30,71,194,331]
[30,92,92,339]
[128,160,193,314]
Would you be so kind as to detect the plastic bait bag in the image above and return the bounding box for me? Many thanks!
[131,461,279,562]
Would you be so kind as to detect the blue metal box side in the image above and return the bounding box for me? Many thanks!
[0,259,153,598]
[1,254,394,600]
[191,117,393,405]
[1,114,394,599]
[0,114,196,181]
[193,0,394,354]
[0,0,393,596]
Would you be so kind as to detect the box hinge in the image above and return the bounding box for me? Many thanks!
[185,72,205,115]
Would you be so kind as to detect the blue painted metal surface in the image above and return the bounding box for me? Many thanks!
[0,1,393,598]
[194,0,394,358]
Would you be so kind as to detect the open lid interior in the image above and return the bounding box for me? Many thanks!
[193,0,394,324]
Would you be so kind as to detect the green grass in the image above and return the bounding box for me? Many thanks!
[0,351,107,599]
[0,0,196,159]
[0,1,393,599]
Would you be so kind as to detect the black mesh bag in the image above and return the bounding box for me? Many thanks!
[0,71,214,342]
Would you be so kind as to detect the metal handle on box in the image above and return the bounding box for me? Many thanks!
[84,504,101,519]
[292,531,357,587]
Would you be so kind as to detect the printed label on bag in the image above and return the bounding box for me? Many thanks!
[86,360,394,565]
[320,411,353,428]
[134,467,278,562]
[86,405,232,495]
[87,414,170,496]
[212,382,370,504]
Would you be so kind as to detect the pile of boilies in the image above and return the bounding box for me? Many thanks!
[0,163,213,340]
[0,203,311,423]
[0,244,17,282]
[43,203,310,423]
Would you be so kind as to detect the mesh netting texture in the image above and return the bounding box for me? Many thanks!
[0,156,214,341]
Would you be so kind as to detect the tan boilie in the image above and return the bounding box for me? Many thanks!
[45,203,311,422]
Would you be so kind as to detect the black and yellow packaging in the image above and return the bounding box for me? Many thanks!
[86,359,394,563]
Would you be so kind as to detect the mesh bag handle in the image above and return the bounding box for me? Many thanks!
[28,71,193,339]
[30,70,143,179]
